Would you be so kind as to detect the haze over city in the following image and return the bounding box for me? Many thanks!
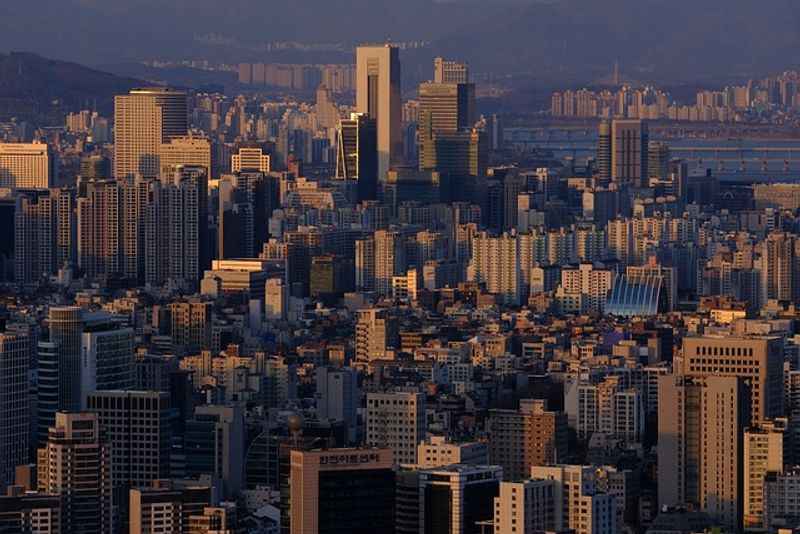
[2,2,800,534]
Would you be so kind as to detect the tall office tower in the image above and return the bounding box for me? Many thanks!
[682,335,784,425]
[611,119,648,185]
[0,487,62,533]
[488,399,567,481]
[315,84,340,130]
[434,57,469,84]
[418,81,476,169]
[114,88,188,179]
[14,188,76,284]
[744,420,785,529]
[146,166,208,287]
[315,367,359,443]
[336,113,378,202]
[160,136,212,179]
[596,120,612,182]
[374,229,406,295]
[658,375,750,531]
[419,129,487,180]
[0,142,57,189]
[169,301,212,354]
[419,465,502,534]
[355,237,376,292]
[469,232,522,306]
[356,45,402,181]
[647,141,671,185]
[502,174,527,231]
[355,308,398,362]
[366,391,426,465]
[76,179,123,280]
[37,307,83,444]
[129,480,214,534]
[760,232,797,304]
[38,412,113,534]
[184,405,245,498]
[231,147,271,174]
[416,436,488,469]
[493,479,558,534]
[530,465,617,534]
[289,448,395,534]
[87,391,171,523]
[78,315,134,408]
[37,309,134,443]
[0,330,29,488]
[218,172,270,259]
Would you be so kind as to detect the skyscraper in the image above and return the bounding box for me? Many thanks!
[114,88,188,179]
[87,390,172,524]
[0,330,29,489]
[658,375,750,531]
[356,45,401,181]
[14,188,75,284]
[336,113,378,202]
[597,120,612,183]
[611,119,648,185]
[38,412,113,534]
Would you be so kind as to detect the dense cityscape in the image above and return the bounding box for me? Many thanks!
[2,15,800,534]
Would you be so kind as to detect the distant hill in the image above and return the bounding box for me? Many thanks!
[0,52,146,120]
[2,0,800,87]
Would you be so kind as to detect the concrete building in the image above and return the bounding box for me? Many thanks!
[114,88,188,179]
[355,308,398,362]
[366,391,426,465]
[87,391,172,520]
[419,464,503,534]
[0,142,56,189]
[315,367,359,444]
[658,374,750,531]
[129,480,215,534]
[356,45,402,181]
[487,399,568,481]
[530,465,617,534]
[0,487,62,534]
[469,232,522,306]
[289,448,395,534]
[764,469,800,531]
[231,147,271,174]
[336,113,378,202]
[611,119,648,186]
[160,136,212,179]
[744,420,785,528]
[14,188,75,285]
[183,405,245,498]
[493,479,557,534]
[434,57,469,84]
[416,436,488,469]
[0,330,30,489]
[37,412,112,534]
[682,335,784,425]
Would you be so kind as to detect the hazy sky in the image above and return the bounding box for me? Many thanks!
[3,0,800,82]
